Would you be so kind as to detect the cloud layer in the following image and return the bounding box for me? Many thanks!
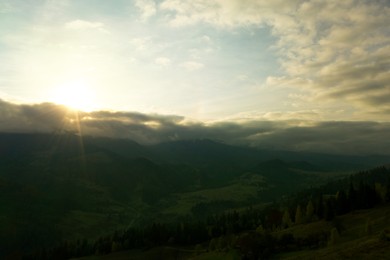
[1,100,389,155]
[155,0,390,116]
[1,0,388,121]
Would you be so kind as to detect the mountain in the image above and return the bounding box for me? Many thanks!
[73,204,390,260]
[148,139,262,164]
[0,133,194,256]
[0,132,389,257]
[37,165,390,260]
[83,136,149,159]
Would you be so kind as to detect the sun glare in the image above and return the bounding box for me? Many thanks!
[50,80,96,112]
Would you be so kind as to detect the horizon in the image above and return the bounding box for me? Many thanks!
[1,99,390,156]
[1,0,389,155]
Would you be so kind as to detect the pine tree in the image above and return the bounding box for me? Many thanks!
[256,224,265,234]
[282,209,292,228]
[317,195,324,219]
[335,190,348,215]
[365,218,372,235]
[375,183,387,202]
[306,200,315,222]
[386,179,390,202]
[328,228,340,246]
[348,180,357,210]
[324,199,335,221]
[111,241,120,252]
[295,205,303,225]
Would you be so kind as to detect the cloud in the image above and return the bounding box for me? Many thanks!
[1,99,390,155]
[64,19,105,30]
[200,35,212,44]
[158,0,390,115]
[130,37,152,51]
[248,121,390,156]
[155,57,171,67]
[159,0,274,27]
[180,61,204,71]
[0,100,69,133]
[135,0,157,20]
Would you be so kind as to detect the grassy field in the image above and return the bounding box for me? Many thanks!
[160,174,265,216]
[276,205,390,259]
[74,246,203,260]
[76,204,390,259]
[74,247,243,260]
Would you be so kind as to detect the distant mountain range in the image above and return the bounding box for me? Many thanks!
[0,132,389,257]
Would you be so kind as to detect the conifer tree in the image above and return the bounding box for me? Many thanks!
[335,190,348,214]
[348,180,357,210]
[328,228,340,246]
[282,209,292,228]
[324,199,335,221]
[306,200,315,222]
[317,195,324,219]
[365,218,372,235]
[295,205,303,225]
[375,183,386,202]
[386,180,390,202]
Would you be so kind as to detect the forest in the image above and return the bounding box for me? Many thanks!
[1,133,389,259]
[23,166,390,259]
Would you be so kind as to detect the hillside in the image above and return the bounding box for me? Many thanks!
[73,204,390,260]
[1,133,389,258]
[72,165,390,260]
[275,205,390,259]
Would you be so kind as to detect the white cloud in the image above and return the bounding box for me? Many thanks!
[200,35,212,44]
[130,37,152,51]
[159,0,390,115]
[155,57,171,67]
[64,19,105,30]
[1,99,390,155]
[135,0,157,20]
[159,0,302,27]
[180,61,204,71]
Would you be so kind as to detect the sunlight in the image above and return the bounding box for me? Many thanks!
[50,79,97,111]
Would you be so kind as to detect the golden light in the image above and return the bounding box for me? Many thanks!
[50,79,97,112]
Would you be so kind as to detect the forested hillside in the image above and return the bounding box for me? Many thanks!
[0,133,389,259]
[23,166,390,259]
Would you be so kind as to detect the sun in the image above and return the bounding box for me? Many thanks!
[50,79,97,112]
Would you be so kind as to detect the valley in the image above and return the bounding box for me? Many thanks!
[0,133,389,258]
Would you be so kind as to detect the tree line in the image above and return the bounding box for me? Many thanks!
[23,166,390,259]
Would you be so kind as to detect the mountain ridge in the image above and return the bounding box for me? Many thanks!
[1,132,390,257]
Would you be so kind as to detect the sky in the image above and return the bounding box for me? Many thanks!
[0,0,389,155]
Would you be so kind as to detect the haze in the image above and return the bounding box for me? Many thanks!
[0,0,389,154]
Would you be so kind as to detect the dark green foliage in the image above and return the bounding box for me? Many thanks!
[335,190,349,214]
[191,200,236,218]
[297,231,328,249]
[278,233,295,250]
[264,208,283,229]
[317,194,324,219]
[379,229,390,241]
[348,180,358,210]
[236,231,275,259]
[1,133,390,259]
[24,164,390,259]
[387,180,390,203]
[324,199,335,221]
